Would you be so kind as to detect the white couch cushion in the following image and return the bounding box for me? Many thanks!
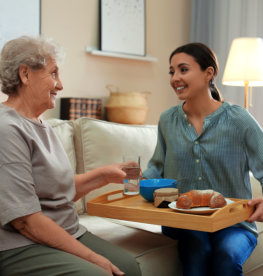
[45,118,85,214]
[79,215,181,275]
[73,118,157,202]
[46,119,77,172]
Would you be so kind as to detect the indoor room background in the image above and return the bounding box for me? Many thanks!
[1,0,263,126]
[41,0,191,124]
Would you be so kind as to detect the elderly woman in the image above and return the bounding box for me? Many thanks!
[0,36,141,276]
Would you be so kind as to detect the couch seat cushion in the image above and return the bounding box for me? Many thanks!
[79,215,181,275]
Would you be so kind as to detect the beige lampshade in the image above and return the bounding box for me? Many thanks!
[222,37,263,87]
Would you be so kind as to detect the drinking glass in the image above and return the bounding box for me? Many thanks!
[122,155,141,195]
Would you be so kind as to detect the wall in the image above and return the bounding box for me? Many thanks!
[1,0,191,124]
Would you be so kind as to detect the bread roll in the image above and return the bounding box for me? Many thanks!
[176,189,226,209]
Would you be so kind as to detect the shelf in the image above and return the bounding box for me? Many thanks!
[85,47,158,62]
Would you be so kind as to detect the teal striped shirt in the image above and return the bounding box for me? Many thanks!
[143,102,263,236]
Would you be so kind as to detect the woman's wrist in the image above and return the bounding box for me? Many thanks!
[74,168,106,201]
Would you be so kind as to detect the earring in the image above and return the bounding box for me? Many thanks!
[209,79,215,88]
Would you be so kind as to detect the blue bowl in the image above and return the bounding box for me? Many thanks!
[140,178,178,202]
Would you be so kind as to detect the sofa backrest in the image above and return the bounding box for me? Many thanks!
[73,118,158,203]
[46,119,77,172]
[73,118,157,172]
[46,117,158,212]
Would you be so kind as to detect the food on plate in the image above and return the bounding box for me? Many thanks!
[176,189,227,209]
[154,187,179,208]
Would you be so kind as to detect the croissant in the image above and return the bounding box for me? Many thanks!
[176,189,227,209]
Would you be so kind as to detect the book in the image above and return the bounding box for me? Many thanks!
[60,98,102,120]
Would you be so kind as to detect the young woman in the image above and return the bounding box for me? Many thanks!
[143,42,263,276]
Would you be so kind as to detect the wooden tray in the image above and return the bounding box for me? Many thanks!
[86,190,254,232]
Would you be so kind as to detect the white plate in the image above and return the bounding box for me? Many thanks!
[168,198,234,214]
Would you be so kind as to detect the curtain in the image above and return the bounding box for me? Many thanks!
[190,0,263,125]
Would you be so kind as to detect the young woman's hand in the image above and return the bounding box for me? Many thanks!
[247,197,263,222]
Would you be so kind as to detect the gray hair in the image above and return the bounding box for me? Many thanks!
[0,35,65,95]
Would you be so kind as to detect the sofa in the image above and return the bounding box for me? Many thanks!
[46,117,263,276]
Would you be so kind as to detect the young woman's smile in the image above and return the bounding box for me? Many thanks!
[169,53,211,101]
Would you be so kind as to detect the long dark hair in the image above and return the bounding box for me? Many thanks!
[170,42,223,102]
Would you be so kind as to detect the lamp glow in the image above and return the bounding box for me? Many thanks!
[222,37,263,109]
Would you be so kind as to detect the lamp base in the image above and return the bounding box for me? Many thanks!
[244,82,249,110]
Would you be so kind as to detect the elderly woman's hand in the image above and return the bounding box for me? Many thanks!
[247,197,263,222]
[89,252,125,276]
[11,212,125,276]
[74,161,140,201]
[101,161,139,184]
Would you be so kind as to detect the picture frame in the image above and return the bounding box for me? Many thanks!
[100,0,146,56]
[0,0,41,51]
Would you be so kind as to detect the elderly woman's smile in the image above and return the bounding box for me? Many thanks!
[25,59,63,111]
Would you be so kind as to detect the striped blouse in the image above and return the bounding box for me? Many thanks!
[143,102,263,236]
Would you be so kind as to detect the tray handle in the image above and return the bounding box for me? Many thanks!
[88,190,136,204]
[211,199,254,219]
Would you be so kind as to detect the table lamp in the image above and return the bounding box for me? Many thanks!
[222,37,263,110]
